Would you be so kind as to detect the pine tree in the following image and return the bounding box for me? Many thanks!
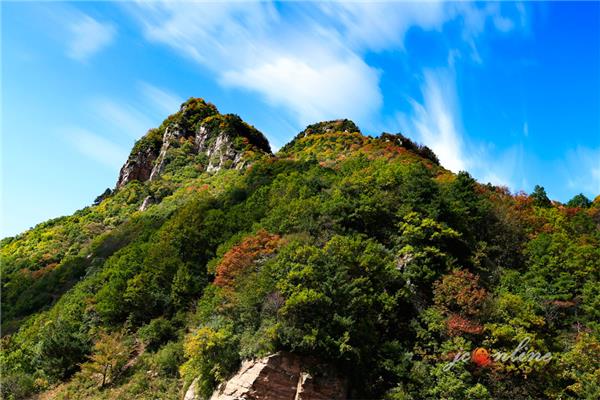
[531,184,552,207]
[566,193,591,208]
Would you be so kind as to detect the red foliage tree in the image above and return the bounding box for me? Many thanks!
[447,313,484,336]
[433,269,487,316]
[214,230,283,288]
[433,269,487,336]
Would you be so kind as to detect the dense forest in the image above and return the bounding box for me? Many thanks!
[1,98,599,399]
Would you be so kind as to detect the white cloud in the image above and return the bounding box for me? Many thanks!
[318,1,448,52]
[67,83,182,168]
[474,143,526,190]
[405,69,467,173]
[401,68,526,190]
[222,55,382,124]
[126,2,523,127]
[67,14,116,61]
[128,1,381,125]
[124,1,528,187]
[91,83,182,139]
[450,2,524,63]
[64,128,127,169]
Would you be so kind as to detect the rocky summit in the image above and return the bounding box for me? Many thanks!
[117,98,272,188]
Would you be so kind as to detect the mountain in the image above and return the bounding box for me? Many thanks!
[1,98,599,400]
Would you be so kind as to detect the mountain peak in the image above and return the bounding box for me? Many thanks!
[299,119,361,137]
[116,98,271,188]
[115,98,440,190]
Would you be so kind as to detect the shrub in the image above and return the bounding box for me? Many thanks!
[214,230,282,287]
[0,372,35,400]
[180,325,239,398]
[152,341,184,376]
[138,318,176,351]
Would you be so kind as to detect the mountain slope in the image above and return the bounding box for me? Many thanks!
[2,98,599,400]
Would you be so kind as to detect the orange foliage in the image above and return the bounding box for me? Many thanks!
[214,230,283,287]
[513,191,533,210]
[31,262,59,279]
[433,269,487,317]
[562,206,583,218]
[434,269,487,336]
[447,313,484,335]
[185,184,210,193]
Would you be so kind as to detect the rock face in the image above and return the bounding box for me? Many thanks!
[184,352,347,400]
[116,98,271,188]
[116,145,158,188]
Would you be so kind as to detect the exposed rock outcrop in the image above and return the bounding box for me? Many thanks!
[116,144,158,188]
[184,352,346,400]
[138,195,155,211]
[116,98,271,189]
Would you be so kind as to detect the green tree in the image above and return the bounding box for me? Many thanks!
[395,212,462,300]
[566,193,591,208]
[93,188,113,205]
[274,235,406,396]
[80,330,131,388]
[35,318,91,381]
[531,185,552,207]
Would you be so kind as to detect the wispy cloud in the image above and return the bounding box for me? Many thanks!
[452,2,525,63]
[318,1,448,52]
[221,55,382,125]
[127,2,382,125]
[562,146,600,197]
[91,98,154,139]
[404,69,467,173]
[67,14,116,61]
[64,128,127,169]
[400,67,526,191]
[124,1,529,190]
[139,82,184,117]
[66,83,182,169]
[125,2,525,127]
[473,143,526,190]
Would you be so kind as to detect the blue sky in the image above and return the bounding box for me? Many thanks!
[2,1,599,237]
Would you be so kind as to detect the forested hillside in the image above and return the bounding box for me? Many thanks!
[2,98,599,399]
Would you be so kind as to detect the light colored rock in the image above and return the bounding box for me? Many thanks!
[149,126,182,181]
[184,378,200,400]
[208,352,346,400]
[116,111,271,189]
[139,196,154,211]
